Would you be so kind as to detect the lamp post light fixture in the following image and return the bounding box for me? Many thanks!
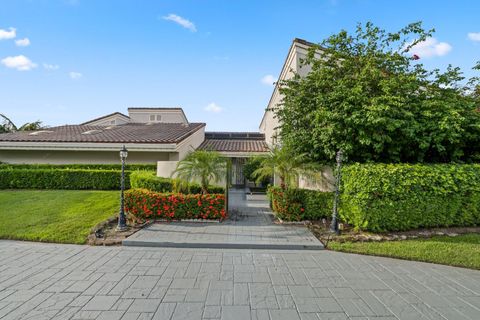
[330,149,343,234]
[117,145,128,231]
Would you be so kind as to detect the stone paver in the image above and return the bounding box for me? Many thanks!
[0,240,479,320]
[123,189,323,250]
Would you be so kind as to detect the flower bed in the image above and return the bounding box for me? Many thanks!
[125,188,226,222]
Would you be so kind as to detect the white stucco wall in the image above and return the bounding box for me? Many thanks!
[260,40,320,146]
[0,150,171,164]
[298,166,335,192]
[157,161,178,178]
[128,109,187,124]
[176,127,206,160]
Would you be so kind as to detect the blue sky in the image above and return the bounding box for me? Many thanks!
[1,0,479,131]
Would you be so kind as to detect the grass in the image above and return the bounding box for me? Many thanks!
[328,234,480,270]
[0,190,118,244]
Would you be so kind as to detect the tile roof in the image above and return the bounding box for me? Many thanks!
[0,122,205,144]
[81,112,130,125]
[199,132,268,153]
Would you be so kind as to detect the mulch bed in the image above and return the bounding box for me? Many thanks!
[306,220,480,245]
[87,217,149,246]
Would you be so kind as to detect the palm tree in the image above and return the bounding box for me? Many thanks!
[0,114,43,133]
[252,145,322,190]
[172,150,227,194]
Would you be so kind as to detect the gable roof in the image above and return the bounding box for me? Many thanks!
[0,122,205,144]
[259,38,319,131]
[81,112,130,125]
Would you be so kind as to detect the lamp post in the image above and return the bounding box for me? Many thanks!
[117,145,128,231]
[330,149,343,234]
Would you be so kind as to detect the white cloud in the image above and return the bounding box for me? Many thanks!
[69,71,82,79]
[15,38,30,47]
[0,27,16,40]
[468,32,480,42]
[43,63,59,70]
[261,74,277,86]
[204,102,223,113]
[408,37,452,58]
[1,55,37,71]
[162,14,197,32]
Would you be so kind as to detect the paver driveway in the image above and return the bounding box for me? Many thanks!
[124,188,323,250]
[0,241,479,320]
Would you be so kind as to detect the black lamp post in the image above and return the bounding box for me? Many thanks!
[330,149,343,234]
[117,145,128,231]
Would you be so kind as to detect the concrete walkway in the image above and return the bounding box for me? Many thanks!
[123,189,323,250]
[1,241,479,320]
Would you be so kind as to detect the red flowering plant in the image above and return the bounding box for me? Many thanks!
[124,188,226,223]
[267,186,305,221]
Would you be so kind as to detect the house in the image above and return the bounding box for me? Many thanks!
[259,38,334,191]
[260,38,318,145]
[0,107,268,187]
[0,38,321,187]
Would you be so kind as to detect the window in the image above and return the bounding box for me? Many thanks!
[149,115,155,121]
[156,115,162,121]
[110,120,115,124]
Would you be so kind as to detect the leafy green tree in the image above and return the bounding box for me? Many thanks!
[0,114,44,133]
[252,145,321,190]
[243,157,271,186]
[276,22,480,163]
[172,150,227,194]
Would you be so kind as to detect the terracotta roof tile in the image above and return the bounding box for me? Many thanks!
[0,122,205,144]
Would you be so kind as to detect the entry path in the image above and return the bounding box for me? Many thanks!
[1,241,479,319]
[123,189,323,250]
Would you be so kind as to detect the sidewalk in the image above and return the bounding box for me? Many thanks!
[123,188,323,250]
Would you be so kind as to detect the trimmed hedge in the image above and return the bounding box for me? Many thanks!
[125,188,226,221]
[268,186,333,221]
[341,163,480,232]
[130,171,225,194]
[0,168,131,190]
[0,163,156,171]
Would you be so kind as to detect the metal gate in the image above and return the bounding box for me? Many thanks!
[231,158,246,186]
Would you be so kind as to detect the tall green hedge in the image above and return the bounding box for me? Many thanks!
[130,171,225,194]
[0,168,130,190]
[341,163,480,231]
[268,186,333,221]
[0,163,156,171]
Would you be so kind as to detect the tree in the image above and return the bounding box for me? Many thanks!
[0,114,44,133]
[276,22,480,163]
[172,150,227,194]
[252,145,321,190]
[243,157,271,186]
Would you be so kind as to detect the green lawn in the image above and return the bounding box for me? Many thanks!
[0,190,118,244]
[328,234,480,270]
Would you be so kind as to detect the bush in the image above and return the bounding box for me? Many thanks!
[125,188,226,221]
[130,171,225,194]
[0,168,129,190]
[0,163,156,171]
[268,186,333,221]
[130,171,173,192]
[341,163,480,232]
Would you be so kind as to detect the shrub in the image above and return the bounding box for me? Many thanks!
[130,171,173,192]
[268,186,333,221]
[0,168,129,190]
[341,163,480,232]
[130,171,225,194]
[125,188,226,221]
[0,163,156,171]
